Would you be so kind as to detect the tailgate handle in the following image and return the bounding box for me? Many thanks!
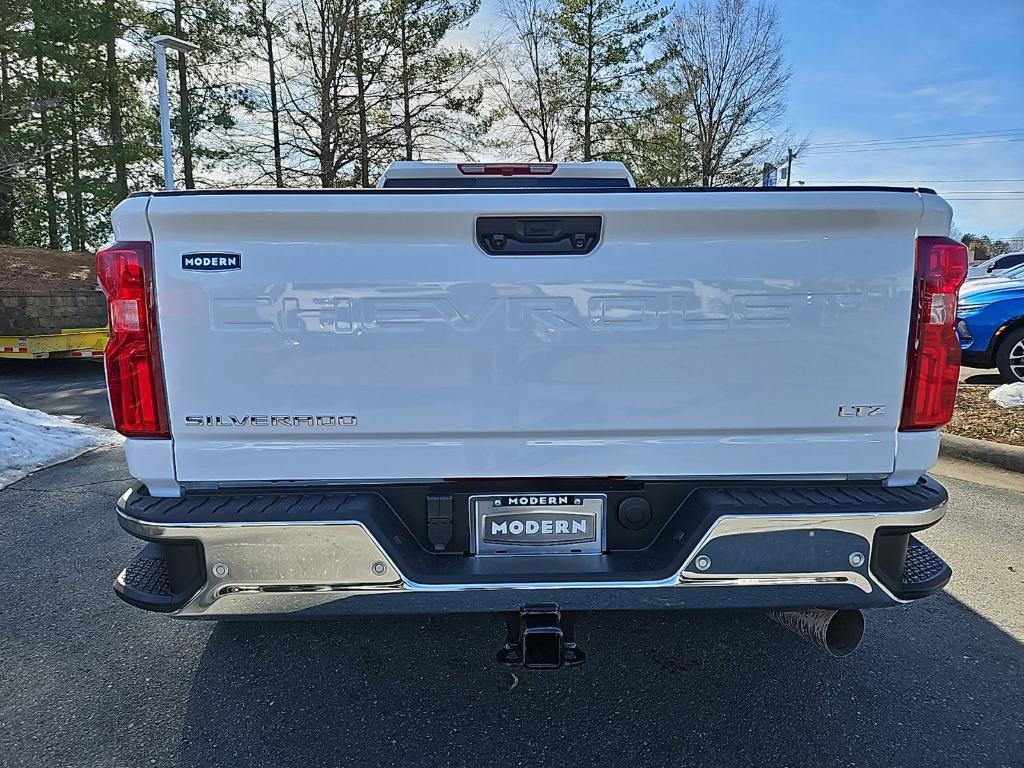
[477,216,601,256]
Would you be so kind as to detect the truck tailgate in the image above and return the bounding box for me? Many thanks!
[145,189,929,483]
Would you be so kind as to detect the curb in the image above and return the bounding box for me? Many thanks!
[939,433,1024,475]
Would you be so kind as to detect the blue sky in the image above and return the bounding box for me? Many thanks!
[779,0,1023,237]
[462,0,1023,236]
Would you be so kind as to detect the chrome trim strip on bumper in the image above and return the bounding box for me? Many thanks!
[116,491,947,617]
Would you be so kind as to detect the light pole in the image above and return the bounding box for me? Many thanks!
[150,35,199,190]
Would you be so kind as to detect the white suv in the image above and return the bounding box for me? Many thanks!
[966,251,1024,280]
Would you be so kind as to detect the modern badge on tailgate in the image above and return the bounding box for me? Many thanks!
[471,494,606,556]
[181,252,241,271]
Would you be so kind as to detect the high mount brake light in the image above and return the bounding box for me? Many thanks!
[900,236,969,431]
[96,241,170,438]
[457,163,557,176]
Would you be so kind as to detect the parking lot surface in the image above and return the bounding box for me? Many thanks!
[1,443,1021,768]
[0,359,110,428]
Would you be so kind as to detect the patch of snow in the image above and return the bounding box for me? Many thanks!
[0,396,123,488]
[989,382,1024,408]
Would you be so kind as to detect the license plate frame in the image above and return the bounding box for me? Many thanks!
[470,493,606,556]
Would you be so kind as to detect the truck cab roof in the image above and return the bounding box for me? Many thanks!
[377,161,636,188]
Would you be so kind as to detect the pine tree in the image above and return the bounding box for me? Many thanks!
[103,0,129,198]
[278,0,356,187]
[552,0,666,160]
[380,0,486,161]
[145,0,248,188]
[29,0,58,247]
[0,0,30,242]
[0,0,156,247]
[239,0,285,185]
[606,71,698,186]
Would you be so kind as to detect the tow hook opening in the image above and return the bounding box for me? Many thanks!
[497,604,585,669]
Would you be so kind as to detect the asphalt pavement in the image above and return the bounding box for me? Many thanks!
[0,358,111,427]
[0,361,1022,767]
[0,448,1021,767]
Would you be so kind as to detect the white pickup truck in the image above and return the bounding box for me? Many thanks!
[105,162,966,664]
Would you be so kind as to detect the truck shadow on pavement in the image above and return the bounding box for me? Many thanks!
[179,598,1023,768]
[961,371,1005,385]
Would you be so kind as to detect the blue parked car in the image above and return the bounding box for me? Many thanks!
[958,266,1024,382]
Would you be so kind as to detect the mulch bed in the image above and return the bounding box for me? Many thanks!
[946,385,1024,447]
[0,246,95,292]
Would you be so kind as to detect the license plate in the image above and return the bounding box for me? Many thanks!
[470,494,606,555]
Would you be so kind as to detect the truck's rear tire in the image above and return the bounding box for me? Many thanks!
[995,326,1024,383]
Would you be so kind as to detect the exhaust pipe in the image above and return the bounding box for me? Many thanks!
[767,609,865,657]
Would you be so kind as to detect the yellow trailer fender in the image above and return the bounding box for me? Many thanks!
[0,327,108,359]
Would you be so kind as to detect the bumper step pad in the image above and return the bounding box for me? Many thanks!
[113,541,205,613]
[121,557,171,597]
[899,536,952,599]
[115,554,175,612]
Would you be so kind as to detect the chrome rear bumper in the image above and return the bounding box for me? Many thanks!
[115,482,949,618]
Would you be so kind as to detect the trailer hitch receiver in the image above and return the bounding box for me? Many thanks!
[497,604,585,669]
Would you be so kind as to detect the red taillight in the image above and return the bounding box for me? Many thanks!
[900,236,969,431]
[457,163,557,176]
[96,241,170,438]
